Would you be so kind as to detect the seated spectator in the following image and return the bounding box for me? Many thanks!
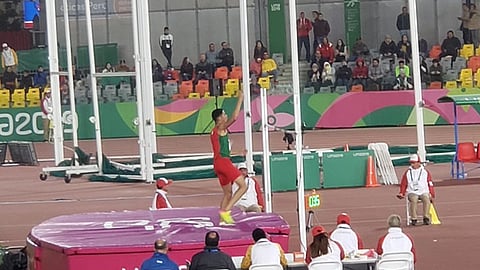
[379,35,398,62]
[253,40,268,60]
[218,41,234,71]
[34,65,48,88]
[310,50,326,71]
[352,57,368,88]
[205,42,219,67]
[102,62,115,73]
[180,57,194,81]
[351,37,370,61]
[152,59,164,83]
[321,62,335,87]
[418,38,429,59]
[60,78,69,105]
[395,60,410,77]
[240,228,287,270]
[368,58,384,90]
[429,59,443,83]
[305,225,345,264]
[306,63,322,92]
[439,30,461,65]
[233,163,265,213]
[330,213,364,255]
[140,239,179,270]
[19,70,33,92]
[334,39,348,62]
[376,214,416,264]
[190,231,236,270]
[393,70,413,90]
[117,59,130,72]
[163,67,176,81]
[249,57,262,85]
[397,34,412,64]
[261,52,279,83]
[3,66,17,96]
[334,60,352,89]
[194,53,214,85]
[420,55,430,84]
[317,37,335,63]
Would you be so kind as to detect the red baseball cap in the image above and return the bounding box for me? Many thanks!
[337,213,351,225]
[156,177,173,189]
[311,225,326,237]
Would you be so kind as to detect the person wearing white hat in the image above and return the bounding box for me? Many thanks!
[1,43,17,70]
[151,177,173,210]
[41,88,53,142]
[232,163,264,213]
[397,154,436,225]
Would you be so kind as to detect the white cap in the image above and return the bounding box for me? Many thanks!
[237,162,247,169]
[2,43,7,48]
[409,154,421,163]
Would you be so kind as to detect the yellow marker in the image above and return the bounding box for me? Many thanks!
[429,203,441,225]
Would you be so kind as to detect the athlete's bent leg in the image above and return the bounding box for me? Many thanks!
[224,175,247,211]
[220,183,233,211]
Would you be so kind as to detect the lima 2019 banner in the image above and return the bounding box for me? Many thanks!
[1,90,478,142]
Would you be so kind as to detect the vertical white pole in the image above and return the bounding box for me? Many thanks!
[62,0,79,157]
[260,88,272,213]
[137,0,155,182]
[84,0,104,171]
[408,0,426,161]
[240,0,254,173]
[131,0,147,180]
[45,0,64,164]
[288,0,307,253]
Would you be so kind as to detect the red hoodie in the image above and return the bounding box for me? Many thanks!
[352,58,368,79]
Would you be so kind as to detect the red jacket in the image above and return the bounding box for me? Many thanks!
[297,18,312,37]
[316,42,335,63]
[352,58,368,79]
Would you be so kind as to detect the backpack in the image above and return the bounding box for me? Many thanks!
[0,247,27,270]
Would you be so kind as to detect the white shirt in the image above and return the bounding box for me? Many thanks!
[160,34,174,49]
[232,176,259,208]
[41,96,52,119]
[381,227,413,254]
[250,239,283,265]
[2,48,15,66]
[310,240,343,264]
[330,224,359,254]
[406,166,429,196]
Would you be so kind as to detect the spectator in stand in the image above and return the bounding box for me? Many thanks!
[311,11,330,52]
[379,35,398,62]
[240,228,287,270]
[395,60,410,78]
[3,66,17,96]
[297,12,312,61]
[420,55,430,85]
[163,67,176,81]
[190,231,236,270]
[102,62,115,73]
[396,6,410,39]
[249,57,262,85]
[418,38,429,59]
[317,37,335,63]
[261,52,279,83]
[393,70,413,90]
[470,4,480,47]
[1,43,17,70]
[180,57,194,81]
[41,89,52,142]
[306,63,322,92]
[310,50,325,71]
[152,59,164,83]
[117,59,130,72]
[439,30,461,66]
[34,65,48,89]
[305,225,344,265]
[60,78,70,105]
[334,60,352,90]
[159,26,174,68]
[140,239,179,270]
[397,34,412,64]
[330,213,364,256]
[368,58,384,90]
[205,42,219,67]
[253,40,268,60]
[19,70,33,93]
[233,163,264,213]
[218,41,234,71]
[376,214,416,264]
[429,59,443,83]
[351,37,370,61]
[352,57,368,89]
[458,3,472,44]
[334,39,348,62]
[194,53,214,85]
[321,62,335,88]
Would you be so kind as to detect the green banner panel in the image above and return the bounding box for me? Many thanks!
[269,153,320,192]
[267,0,287,62]
[344,0,361,50]
[77,43,119,69]
[322,149,372,188]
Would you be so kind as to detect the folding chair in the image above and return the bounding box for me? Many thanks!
[249,264,284,270]
[308,261,342,270]
[378,251,414,270]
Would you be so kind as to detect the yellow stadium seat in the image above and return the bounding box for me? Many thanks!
[222,92,232,98]
[12,101,25,108]
[462,79,474,88]
[445,81,458,89]
[27,100,41,107]
[458,68,473,82]
[188,93,200,99]
[258,77,271,89]
[203,91,211,98]
[0,101,9,108]
[461,44,474,58]
[27,88,41,101]
[225,79,240,96]
[476,47,480,56]
[11,89,25,102]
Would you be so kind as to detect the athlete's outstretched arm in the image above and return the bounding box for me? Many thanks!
[225,90,244,128]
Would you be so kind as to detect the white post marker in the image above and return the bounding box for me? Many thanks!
[408,0,426,161]
[240,0,254,174]
[45,0,64,164]
[84,0,104,172]
[260,88,272,213]
[288,0,307,253]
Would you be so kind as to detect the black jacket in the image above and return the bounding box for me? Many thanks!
[336,65,352,80]
[190,247,236,270]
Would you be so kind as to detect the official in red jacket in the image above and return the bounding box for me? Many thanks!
[151,177,173,210]
[397,154,435,225]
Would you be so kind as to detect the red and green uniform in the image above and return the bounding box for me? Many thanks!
[210,127,241,186]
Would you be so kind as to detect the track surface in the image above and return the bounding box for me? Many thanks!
[2,125,480,269]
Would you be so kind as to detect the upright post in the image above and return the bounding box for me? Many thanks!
[260,88,272,213]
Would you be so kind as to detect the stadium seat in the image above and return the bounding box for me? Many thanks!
[258,77,271,89]
[230,66,243,79]
[102,85,117,98]
[225,79,240,96]
[179,80,194,98]
[428,81,442,89]
[27,100,41,107]
[467,56,480,71]
[155,94,169,102]
[319,86,331,93]
[164,80,178,97]
[457,142,477,162]
[303,87,315,94]
[195,80,209,97]
[12,100,25,108]
[214,66,229,80]
[461,79,473,88]
[350,84,363,92]
[188,93,200,99]
[11,89,25,102]
[171,93,184,100]
[26,88,41,101]
[458,68,473,82]
[444,81,458,89]
[203,91,211,98]
[460,44,474,59]
[334,85,347,94]
[0,89,10,101]
[444,69,459,81]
